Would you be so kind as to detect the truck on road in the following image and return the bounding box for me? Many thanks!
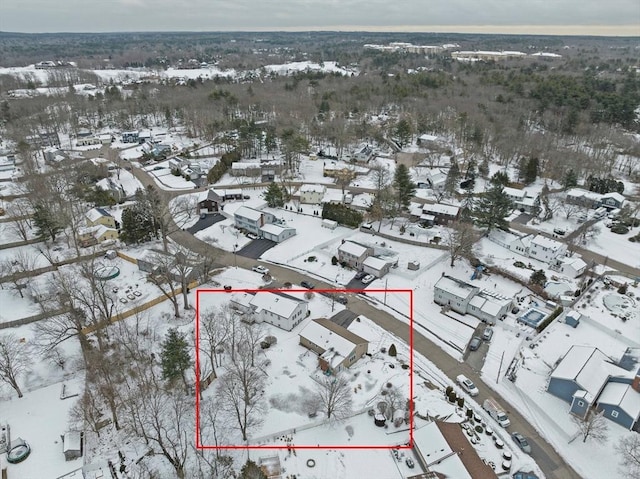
[483,397,510,427]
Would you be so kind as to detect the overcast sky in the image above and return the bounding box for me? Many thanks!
[0,0,638,34]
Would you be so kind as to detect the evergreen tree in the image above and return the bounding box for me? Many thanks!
[394,119,412,148]
[490,171,510,187]
[473,184,513,232]
[393,164,416,211]
[263,182,285,208]
[523,157,539,185]
[32,203,63,241]
[444,161,460,196]
[530,269,547,287]
[120,203,157,244]
[239,460,267,479]
[161,328,191,390]
[563,169,578,189]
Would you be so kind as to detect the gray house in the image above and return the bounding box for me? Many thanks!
[260,223,296,243]
[234,206,276,235]
[547,345,640,430]
[337,241,373,269]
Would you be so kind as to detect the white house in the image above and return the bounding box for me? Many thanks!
[234,206,276,235]
[362,256,394,278]
[338,241,373,269]
[434,275,511,323]
[249,292,308,331]
[259,223,296,243]
[299,184,326,204]
[433,275,479,315]
[551,256,588,278]
[528,235,567,263]
[503,187,540,214]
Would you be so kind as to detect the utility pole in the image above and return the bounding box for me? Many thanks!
[384,277,389,305]
[496,351,505,384]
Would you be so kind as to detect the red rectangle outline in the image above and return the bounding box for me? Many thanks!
[195,288,414,450]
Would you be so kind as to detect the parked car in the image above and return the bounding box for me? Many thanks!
[252,265,269,275]
[482,327,494,342]
[354,271,367,280]
[223,285,232,292]
[361,274,375,284]
[300,281,315,289]
[199,212,207,219]
[246,232,258,239]
[456,374,479,396]
[511,432,532,454]
[553,228,566,236]
[405,458,415,468]
[335,295,348,305]
[469,336,482,351]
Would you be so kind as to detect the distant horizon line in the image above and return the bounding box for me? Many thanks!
[1,25,639,37]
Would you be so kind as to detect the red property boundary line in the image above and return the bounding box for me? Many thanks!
[195,287,414,450]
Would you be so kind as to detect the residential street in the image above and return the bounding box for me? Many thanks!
[131,165,582,479]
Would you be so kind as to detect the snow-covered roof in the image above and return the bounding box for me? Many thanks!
[412,422,473,479]
[362,256,393,270]
[231,162,260,170]
[598,382,640,419]
[86,207,112,223]
[559,257,588,270]
[434,275,477,300]
[338,241,370,257]
[531,235,565,251]
[235,205,264,221]
[250,292,304,319]
[503,186,527,199]
[300,318,368,367]
[260,223,295,235]
[300,184,326,194]
[63,431,81,452]
[601,192,625,203]
[552,346,631,398]
[423,203,460,216]
[566,188,602,201]
[419,134,439,142]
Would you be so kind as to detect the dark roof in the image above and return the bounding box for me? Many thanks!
[95,207,112,217]
[435,421,498,479]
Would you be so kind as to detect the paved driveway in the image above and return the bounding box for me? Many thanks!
[236,239,277,259]
[187,213,226,234]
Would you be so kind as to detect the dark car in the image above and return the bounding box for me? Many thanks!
[354,271,367,280]
[335,295,348,305]
[469,336,482,351]
[300,281,315,289]
[511,432,532,454]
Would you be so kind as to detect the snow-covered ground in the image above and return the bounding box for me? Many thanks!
[482,306,639,479]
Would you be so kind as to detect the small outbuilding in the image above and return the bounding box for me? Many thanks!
[62,431,82,461]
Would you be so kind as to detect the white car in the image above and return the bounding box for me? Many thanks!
[252,265,269,275]
[361,274,375,284]
[456,374,479,396]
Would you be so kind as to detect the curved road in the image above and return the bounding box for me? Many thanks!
[127,164,582,479]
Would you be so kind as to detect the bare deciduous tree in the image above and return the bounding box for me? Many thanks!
[617,434,640,479]
[0,333,31,398]
[446,221,480,267]
[314,373,353,422]
[572,409,609,443]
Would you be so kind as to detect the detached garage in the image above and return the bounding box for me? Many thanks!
[260,223,296,243]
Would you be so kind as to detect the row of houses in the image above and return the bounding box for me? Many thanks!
[488,230,587,278]
[547,345,640,431]
[434,275,512,324]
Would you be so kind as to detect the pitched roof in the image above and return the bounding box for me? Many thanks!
[434,275,477,300]
[235,205,265,221]
[551,346,631,398]
[86,207,112,223]
[599,383,640,420]
[260,223,295,236]
[363,256,393,270]
[250,291,305,319]
[338,241,370,257]
[423,203,460,216]
[300,318,368,367]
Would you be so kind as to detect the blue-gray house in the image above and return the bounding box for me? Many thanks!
[547,345,640,430]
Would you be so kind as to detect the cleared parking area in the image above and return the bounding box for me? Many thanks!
[236,239,277,259]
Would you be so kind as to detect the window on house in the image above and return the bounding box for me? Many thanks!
[611,410,619,418]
